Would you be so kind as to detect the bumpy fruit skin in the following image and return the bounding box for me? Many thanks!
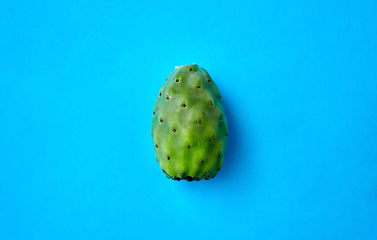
[151,64,228,181]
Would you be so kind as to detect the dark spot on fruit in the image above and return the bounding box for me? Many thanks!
[189,68,192,71]
[220,95,221,98]
[187,176,193,181]
[160,119,163,123]
[208,79,211,82]
[172,128,176,132]
[167,156,170,160]
[218,168,221,171]
[156,159,158,162]
[218,153,221,157]
[196,179,200,181]
[197,85,200,88]
[197,119,201,124]
[176,79,179,82]
[182,172,186,176]
[177,178,181,181]
[186,145,190,149]
[166,79,167,81]
[153,111,155,115]
[156,144,158,148]
[182,103,186,107]
[166,96,169,100]
[159,93,161,96]
[211,137,214,141]
[226,133,228,136]
[199,160,203,164]
[162,169,165,173]
[220,115,223,120]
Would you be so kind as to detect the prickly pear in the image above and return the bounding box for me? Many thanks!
[151,64,228,181]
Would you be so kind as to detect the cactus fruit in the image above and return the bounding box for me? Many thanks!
[151,64,228,181]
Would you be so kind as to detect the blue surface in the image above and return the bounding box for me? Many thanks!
[1,1,376,239]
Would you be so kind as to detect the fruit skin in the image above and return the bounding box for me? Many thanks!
[152,64,228,181]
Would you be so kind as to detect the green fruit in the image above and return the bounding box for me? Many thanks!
[151,64,228,181]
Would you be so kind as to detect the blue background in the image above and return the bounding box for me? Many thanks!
[1,1,376,239]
